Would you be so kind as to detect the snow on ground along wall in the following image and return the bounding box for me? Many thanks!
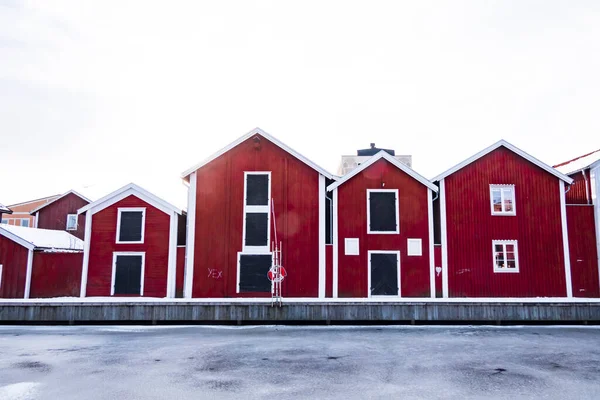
[1,326,600,399]
[444,147,567,297]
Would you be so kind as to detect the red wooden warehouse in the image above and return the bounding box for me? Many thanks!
[433,140,575,298]
[554,150,600,297]
[327,151,438,299]
[0,225,83,298]
[30,190,91,240]
[181,128,334,298]
[78,183,182,298]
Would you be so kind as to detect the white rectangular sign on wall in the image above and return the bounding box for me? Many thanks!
[345,238,359,255]
[407,239,422,256]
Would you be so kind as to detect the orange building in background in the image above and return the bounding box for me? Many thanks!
[1,195,60,227]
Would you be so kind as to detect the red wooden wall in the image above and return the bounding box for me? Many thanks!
[444,147,567,297]
[0,236,29,298]
[336,158,431,298]
[36,193,89,239]
[30,252,83,298]
[567,205,599,297]
[86,195,171,297]
[176,246,185,297]
[191,134,321,298]
[565,170,592,205]
[326,245,333,298]
[434,245,442,298]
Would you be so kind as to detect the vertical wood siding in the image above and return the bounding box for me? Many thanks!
[445,147,567,297]
[30,252,83,298]
[567,205,600,297]
[0,236,29,298]
[192,134,320,298]
[336,158,431,298]
[434,245,442,297]
[565,170,591,205]
[86,195,170,297]
[326,244,333,297]
[36,193,89,239]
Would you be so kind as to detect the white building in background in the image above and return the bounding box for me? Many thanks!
[337,143,412,176]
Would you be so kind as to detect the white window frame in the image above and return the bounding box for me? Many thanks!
[407,238,423,256]
[490,185,516,216]
[368,250,401,298]
[111,252,146,296]
[20,218,30,227]
[367,189,399,234]
[236,251,274,294]
[116,207,146,244]
[492,240,520,273]
[66,214,78,231]
[242,171,271,254]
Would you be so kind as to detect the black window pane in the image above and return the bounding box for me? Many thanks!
[119,211,143,242]
[369,192,396,232]
[239,254,272,292]
[370,253,398,296]
[245,213,268,246]
[246,174,269,206]
[114,255,142,295]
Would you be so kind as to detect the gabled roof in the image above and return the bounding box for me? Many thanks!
[0,224,84,251]
[327,150,438,192]
[553,149,600,175]
[8,194,61,208]
[29,190,92,215]
[77,183,182,216]
[431,140,574,184]
[0,203,11,214]
[181,127,334,180]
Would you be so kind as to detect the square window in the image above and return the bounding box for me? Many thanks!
[116,208,146,243]
[66,214,77,231]
[367,189,399,234]
[493,240,519,273]
[21,219,29,227]
[407,239,422,256]
[238,253,272,293]
[490,185,516,215]
[345,238,359,255]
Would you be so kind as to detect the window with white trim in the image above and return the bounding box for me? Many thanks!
[0,219,7,224]
[493,240,519,273]
[407,239,422,256]
[367,189,399,234]
[490,185,515,215]
[116,208,146,243]
[243,172,271,252]
[112,253,145,295]
[20,219,29,227]
[66,214,77,231]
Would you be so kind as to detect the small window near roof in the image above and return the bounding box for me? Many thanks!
[490,185,515,215]
[116,208,146,243]
[21,219,29,227]
[367,189,399,234]
[66,214,77,230]
[493,240,519,273]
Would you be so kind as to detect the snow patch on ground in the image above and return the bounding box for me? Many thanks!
[0,382,40,400]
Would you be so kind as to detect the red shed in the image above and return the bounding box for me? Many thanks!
[433,140,574,298]
[181,128,334,298]
[30,190,91,239]
[78,183,182,298]
[0,224,83,298]
[327,151,438,298]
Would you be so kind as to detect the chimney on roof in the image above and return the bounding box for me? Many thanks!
[370,143,375,149]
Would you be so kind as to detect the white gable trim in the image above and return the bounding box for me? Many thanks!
[181,127,334,180]
[0,226,35,250]
[29,190,92,215]
[77,183,181,216]
[432,140,573,184]
[327,150,438,192]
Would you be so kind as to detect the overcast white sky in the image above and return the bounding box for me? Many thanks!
[1,1,599,209]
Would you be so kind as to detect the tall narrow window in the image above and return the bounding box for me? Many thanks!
[116,208,146,243]
[493,240,519,273]
[112,253,145,295]
[490,185,516,215]
[66,214,77,231]
[367,189,399,234]
[243,172,271,252]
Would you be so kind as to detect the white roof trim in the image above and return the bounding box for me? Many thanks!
[77,183,182,216]
[29,190,92,214]
[0,226,35,250]
[181,127,334,180]
[327,150,438,192]
[431,140,574,184]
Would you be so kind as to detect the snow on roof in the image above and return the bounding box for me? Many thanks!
[0,203,11,214]
[29,190,92,215]
[0,225,84,251]
[553,149,600,175]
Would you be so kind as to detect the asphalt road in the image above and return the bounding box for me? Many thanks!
[0,325,599,399]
